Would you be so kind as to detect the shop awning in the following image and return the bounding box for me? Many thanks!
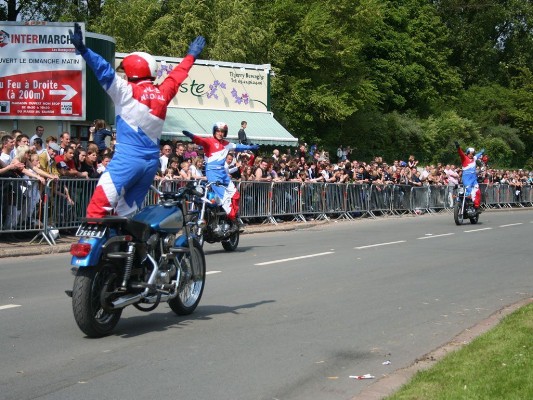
[162,108,298,146]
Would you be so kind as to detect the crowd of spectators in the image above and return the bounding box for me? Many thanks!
[1,126,532,231]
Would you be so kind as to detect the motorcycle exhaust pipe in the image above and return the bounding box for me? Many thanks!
[111,288,177,309]
[111,293,144,309]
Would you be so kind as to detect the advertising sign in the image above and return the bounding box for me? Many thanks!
[0,21,85,120]
[116,54,271,112]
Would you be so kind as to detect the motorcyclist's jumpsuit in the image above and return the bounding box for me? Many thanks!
[81,49,196,217]
[458,147,484,208]
[182,132,257,220]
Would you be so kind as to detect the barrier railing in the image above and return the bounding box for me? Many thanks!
[1,177,531,244]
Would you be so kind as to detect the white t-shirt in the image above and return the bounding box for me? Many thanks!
[1,151,12,165]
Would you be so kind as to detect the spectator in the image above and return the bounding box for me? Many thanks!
[58,132,71,155]
[10,133,30,159]
[184,142,198,160]
[30,125,45,146]
[408,167,423,186]
[55,147,88,178]
[354,165,370,184]
[39,141,61,176]
[160,143,172,173]
[254,159,272,182]
[241,165,255,181]
[224,153,241,180]
[190,156,206,180]
[444,165,460,187]
[33,137,45,155]
[92,119,112,152]
[174,143,186,166]
[30,153,59,182]
[97,153,113,174]
[238,120,249,144]
[79,148,101,178]
[407,155,418,169]
[336,145,343,162]
[419,165,431,183]
[1,134,17,167]
[73,147,87,172]
[178,160,192,180]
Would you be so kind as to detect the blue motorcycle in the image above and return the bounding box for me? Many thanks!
[67,185,206,337]
[187,180,240,251]
[453,184,480,225]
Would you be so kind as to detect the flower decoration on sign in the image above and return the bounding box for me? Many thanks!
[231,88,249,105]
[156,64,174,79]
[207,80,227,100]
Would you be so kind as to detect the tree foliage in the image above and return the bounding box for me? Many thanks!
[6,0,533,167]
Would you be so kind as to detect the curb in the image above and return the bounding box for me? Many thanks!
[0,220,328,259]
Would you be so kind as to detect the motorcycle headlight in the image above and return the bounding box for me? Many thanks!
[458,187,465,194]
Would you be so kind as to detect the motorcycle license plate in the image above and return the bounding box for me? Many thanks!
[76,223,107,238]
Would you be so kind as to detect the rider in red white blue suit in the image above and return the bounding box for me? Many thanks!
[455,141,485,209]
[183,124,258,220]
[69,23,205,218]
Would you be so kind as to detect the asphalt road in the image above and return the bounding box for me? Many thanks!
[1,210,531,400]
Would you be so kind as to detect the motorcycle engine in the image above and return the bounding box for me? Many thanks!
[163,234,176,253]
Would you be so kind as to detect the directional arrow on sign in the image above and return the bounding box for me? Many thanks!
[50,84,77,101]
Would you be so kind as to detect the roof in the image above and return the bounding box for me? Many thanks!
[162,108,298,146]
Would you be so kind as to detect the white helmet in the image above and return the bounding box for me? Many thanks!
[212,122,228,138]
[466,147,475,155]
[121,52,158,80]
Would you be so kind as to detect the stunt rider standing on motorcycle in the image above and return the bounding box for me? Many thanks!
[455,141,485,211]
[69,23,205,218]
[183,123,259,224]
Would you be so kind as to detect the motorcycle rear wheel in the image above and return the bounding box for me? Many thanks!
[169,240,206,315]
[469,213,479,224]
[453,202,464,226]
[222,230,239,251]
[72,265,122,338]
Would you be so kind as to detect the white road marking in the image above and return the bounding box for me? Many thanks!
[499,223,523,228]
[206,271,221,275]
[355,240,406,250]
[0,304,21,311]
[418,233,454,240]
[464,227,493,233]
[255,252,334,266]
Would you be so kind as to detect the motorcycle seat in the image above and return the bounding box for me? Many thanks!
[82,217,151,242]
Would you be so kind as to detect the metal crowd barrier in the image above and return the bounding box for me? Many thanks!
[1,177,532,245]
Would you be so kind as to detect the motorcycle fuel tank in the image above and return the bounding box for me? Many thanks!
[132,205,183,233]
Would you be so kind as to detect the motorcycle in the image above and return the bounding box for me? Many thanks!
[453,184,480,225]
[187,180,240,251]
[67,185,206,338]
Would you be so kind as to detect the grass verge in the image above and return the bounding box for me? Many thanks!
[386,301,533,400]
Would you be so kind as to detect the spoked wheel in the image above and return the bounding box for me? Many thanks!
[222,229,239,251]
[72,264,122,338]
[168,240,206,315]
[453,202,464,226]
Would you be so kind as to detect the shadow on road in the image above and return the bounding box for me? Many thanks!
[111,300,276,339]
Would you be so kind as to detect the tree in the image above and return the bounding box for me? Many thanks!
[362,0,462,116]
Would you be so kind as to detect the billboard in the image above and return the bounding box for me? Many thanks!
[116,54,271,112]
[0,21,85,120]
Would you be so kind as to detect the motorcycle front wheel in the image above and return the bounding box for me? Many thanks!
[72,264,122,338]
[169,240,206,315]
[469,213,479,224]
[453,201,464,226]
[222,230,239,251]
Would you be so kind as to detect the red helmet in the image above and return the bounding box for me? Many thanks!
[212,122,228,138]
[120,52,157,80]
